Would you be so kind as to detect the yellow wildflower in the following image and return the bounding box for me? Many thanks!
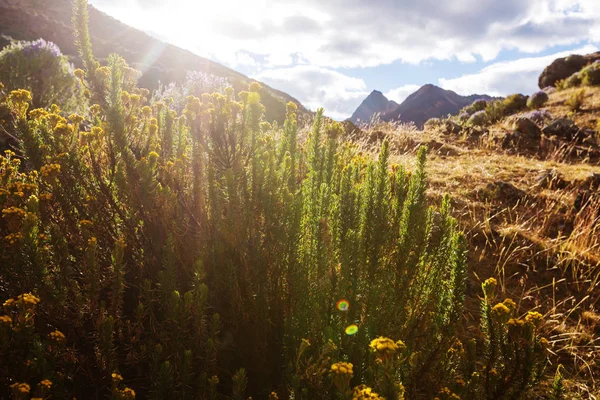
[74,68,85,80]
[39,379,52,389]
[10,382,30,394]
[525,311,543,327]
[121,387,136,399]
[352,384,385,400]
[492,302,511,322]
[330,361,353,377]
[0,315,12,325]
[50,329,66,343]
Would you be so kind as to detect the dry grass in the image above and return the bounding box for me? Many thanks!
[350,86,600,395]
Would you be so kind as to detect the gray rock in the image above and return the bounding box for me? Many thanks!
[511,117,541,139]
[542,119,579,140]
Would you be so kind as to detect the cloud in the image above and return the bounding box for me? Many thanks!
[439,44,599,96]
[255,66,369,120]
[385,85,421,104]
[90,0,600,69]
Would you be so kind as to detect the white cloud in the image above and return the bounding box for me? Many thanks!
[255,66,369,120]
[439,44,599,96]
[384,85,421,104]
[90,0,600,69]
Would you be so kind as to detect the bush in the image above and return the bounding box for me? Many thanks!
[502,94,528,115]
[522,109,553,124]
[468,109,488,126]
[0,39,85,114]
[566,89,586,112]
[424,117,442,129]
[527,91,549,109]
[0,0,548,398]
[580,62,600,86]
[564,72,582,89]
[460,99,487,117]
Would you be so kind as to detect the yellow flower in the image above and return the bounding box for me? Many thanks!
[29,108,48,120]
[330,362,353,377]
[141,106,152,118]
[525,311,543,327]
[503,298,516,312]
[249,82,262,92]
[3,298,15,309]
[352,384,385,400]
[492,302,511,321]
[209,375,219,385]
[39,379,52,389]
[0,315,12,325]
[50,329,66,343]
[268,392,279,400]
[17,293,40,306]
[369,337,402,357]
[74,68,85,80]
[482,277,497,298]
[10,382,30,394]
[79,220,93,228]
[121,387,136,399]
[90,104,101,115]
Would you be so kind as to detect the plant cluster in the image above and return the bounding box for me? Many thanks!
[0,1,549,398]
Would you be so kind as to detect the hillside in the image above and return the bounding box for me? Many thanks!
[0,0,307,123]
[350,84,495,127]
[347,75,600,396]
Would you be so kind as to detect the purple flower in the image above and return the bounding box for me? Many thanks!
[22,39,62,58]
[523,109,552,123]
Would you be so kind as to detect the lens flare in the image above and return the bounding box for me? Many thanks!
[345,324,358,335]
[336,299,349,311]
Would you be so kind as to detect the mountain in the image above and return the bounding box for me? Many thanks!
[0,0,307,123]
[351,84,495,127]
[350,90,399,124]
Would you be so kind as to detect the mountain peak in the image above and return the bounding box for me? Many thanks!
[350,90,398,123]
[351,84,495,127]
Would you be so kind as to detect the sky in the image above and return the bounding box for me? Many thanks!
[89,0,600,120]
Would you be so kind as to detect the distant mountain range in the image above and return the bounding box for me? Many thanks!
[0,0,306,123]
[351,84,496,127]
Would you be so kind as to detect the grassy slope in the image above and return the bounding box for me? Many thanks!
[352,87,600,396]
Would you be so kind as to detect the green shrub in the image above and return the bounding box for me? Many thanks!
[0,39,85,114]
[424,117,442,129]
[566,88,586,112]
[564,72,582,89]
[461,99,488,116]
[0,1,548,398]
[502,94,528,115]
[580,62,600,86]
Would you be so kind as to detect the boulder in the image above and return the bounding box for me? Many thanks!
[510,116,541,139]
[542,119,579,141]
[539,52,600,89]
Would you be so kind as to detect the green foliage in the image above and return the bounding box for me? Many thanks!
[502,94,528,115]
[0,39,85,114]
[580,62,600,86]
[0,1,548,398]
[566,89,586,112]
[424,117,443,129]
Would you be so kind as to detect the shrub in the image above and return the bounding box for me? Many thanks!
[424,117,442,129]
[566,89,586,112]
[565,72,582,89]
[0,0,548,398]
[527,91,549,109]
[468,110,488,126]
[461,99,488,116]
[580,62,600,86]
[522,109,553,124]
[0,39,85,114]
[502,93,528,115]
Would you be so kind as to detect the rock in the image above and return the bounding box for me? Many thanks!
[542,86,556,94]
[510,116,541,139]
[538,52,600,89]
[542,119,579,140]
[534,169,566,189]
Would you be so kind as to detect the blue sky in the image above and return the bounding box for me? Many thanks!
[90,0,599,119]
